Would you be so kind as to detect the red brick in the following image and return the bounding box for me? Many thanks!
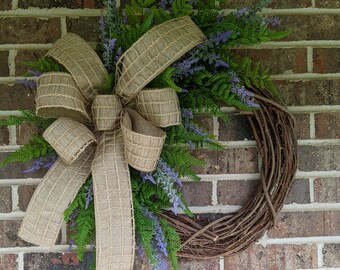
[0,84,35,110]
[181,181,212,206]
[0,254,18,270]
[0,51,9,76]
[273,15,340,41]
[323,243,340,267]
[268,211,340,238]
[18,185,37,211]
[314,48,340,73]
[316,0,340,8]
[67,17,101,42]
[0,17,61,44]
[236,48,307,74]
[224,244,317,269]
[314,178,340,203]
[193,115,214,134]
[191,149,219,174]
[298,145,340,171]
[277,80,340,106]
[19,0,104,8]
[0,0,12,10]
[0,186,12,213]
[15,50,47,76]
[315,112,340,139]
[221,0,311,8]
[0,220,31,247]
[0,152,48,179]
[285,179,310,204]
[293,113,310,140]
[178,258,219,270]
[24,252,93,269]
[217,180,258,205]
[0,126,10,145]
[17,122,39,145]
[218,114,254,141]
[217,147,259,174]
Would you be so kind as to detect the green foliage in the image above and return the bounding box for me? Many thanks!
[160,218,181,270]
[151,67,182,91]
[0,110,54,129]
[238,57,280,96]
[1,135,54,167]
[22,57,65,75]
[102,73,115,94]
[171,0,192,18]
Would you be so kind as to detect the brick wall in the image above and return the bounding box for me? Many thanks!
[0,1,340,269]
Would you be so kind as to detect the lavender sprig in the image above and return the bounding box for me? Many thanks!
[23,153,57,173]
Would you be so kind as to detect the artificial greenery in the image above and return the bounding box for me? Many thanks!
[1,0,288,269]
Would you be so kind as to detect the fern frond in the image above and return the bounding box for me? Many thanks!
[0,110,54,129]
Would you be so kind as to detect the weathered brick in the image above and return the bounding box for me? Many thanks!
[0,17,61,44]
[314,178,340,203]
[217,180,257,205]
[0,220,31,247]
[181,181,212,206]
[67,17,101,42]
[217,147,259,174]
[221,0,311,8]
[235,48,307,74]
[18,185,37,211]
[191,149,219,174]
[315,112,340,139]
[224,244,317,269]
[0,51,9,76]
[0,153,48,179]
[193,115,214,134]
[285,179,310,204]
[218,114,254,141]
[273,15,340,41]
[0,186,12,213]
[19,0,104,8]
[15,50,47,76]
[298,145,340,171]
[17,122,39,145]
[178,257,220,270]
[314,48,340,74]
[0,0,12,10]
[0,254,18,270]
[293,113,310,140]
[268,211,340,238]
[0,84,35,110]
[24,252,93,269]
[277,80,340,106]
[316,0,340,8]
[323,243,340,267]
[0,126,10,145]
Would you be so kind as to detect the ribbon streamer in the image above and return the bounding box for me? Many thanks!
[19,16,205,269]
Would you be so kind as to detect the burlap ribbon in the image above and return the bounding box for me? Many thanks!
[18,16,205,269]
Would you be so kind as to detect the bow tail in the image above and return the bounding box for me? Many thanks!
[92,130,135,270]
[19,146,95,247]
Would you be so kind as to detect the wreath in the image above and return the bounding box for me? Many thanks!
[1,0,298,269]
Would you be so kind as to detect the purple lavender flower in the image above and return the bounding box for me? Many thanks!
[230,84,259,108]
[209,31,233,47]
[140,172,156,184]
[173,58,203,80]
[181,108,193,121]
[27,69,42,77]
[16,78,37,89]
[158,159,182,187]
[85,183,94,210]
[24,153,57,173]
[235,7,250,18]
[267,16,280,26]
[215,59,230,68]
[67,239,75,252]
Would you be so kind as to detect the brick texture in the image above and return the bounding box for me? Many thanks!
[0,18,61,44]
[18,185,37,211]
[15,50,47,76]
[0,254,18,270]
[193,115,214,134]
[315,112,340,139]
[178,258,220,270]
[0,84,35,110]
[17,122,39,145]
[316,0,340,8]
[66,17,101,42]
[285,179,310,204]
[293,113,310,140]
[0,0,12,10]
[323,243,340,267]
[19,0,104,8]
[218,114,254,141]
[0,186,12,213]
[224,244,318,270]
[0,126,10,145]
[181,181,212,206]
[0,220,31,247]
[222,0,312,8]
[268,211,340,238]
[314,178,340,203]
[314,49,340,74]
[217,180,257,205]
[0,51,9,76]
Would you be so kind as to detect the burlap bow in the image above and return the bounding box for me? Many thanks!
[18,16,205,269]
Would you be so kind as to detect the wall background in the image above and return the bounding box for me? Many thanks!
[0,0,340,269]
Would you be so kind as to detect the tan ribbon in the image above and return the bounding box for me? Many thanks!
[18,16,205,270]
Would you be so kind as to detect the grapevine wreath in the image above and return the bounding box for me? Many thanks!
[1,0,298,269]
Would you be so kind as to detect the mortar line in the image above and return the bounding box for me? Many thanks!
[60,17,67,36]
[221,105,340,113]
[317,243,325,268]
[61,222,67,245]
[213,116,219,140]
[17,252,24,270]
[8,125,17,146]
[8,50,17,76]
[0,178,42,186]
[311,0,316,8]
[0,245,85,254]
[11,0,18,9]
[11,185,20,212]
[309,178,315,203]
[211,180,218,206]
[257,236,340,245]
[307,47,313,73]
[310,113,316,139]
[219,257,224,270]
